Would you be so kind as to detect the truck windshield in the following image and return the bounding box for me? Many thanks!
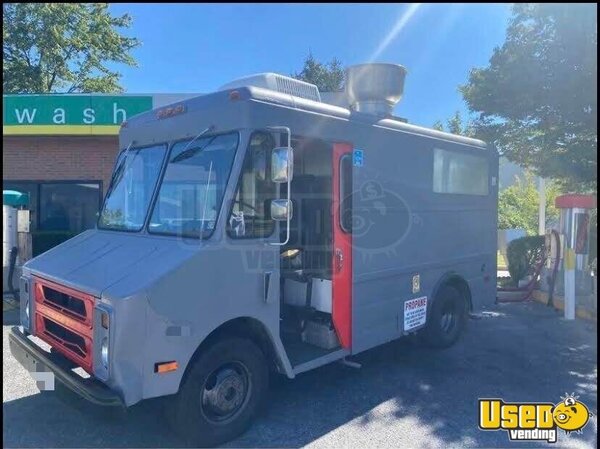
[98,144,167,231]
[148,132,239,238]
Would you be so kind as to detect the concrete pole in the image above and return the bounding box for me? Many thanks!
[564,209,576,320]
[538,177,546,235]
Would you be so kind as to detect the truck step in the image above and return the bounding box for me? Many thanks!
[338,357,361,369]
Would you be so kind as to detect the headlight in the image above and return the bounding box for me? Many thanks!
[101,337,109,368]
[94,305,111,380]
[25,299,30,320]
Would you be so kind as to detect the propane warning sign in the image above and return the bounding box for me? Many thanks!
[404,296,427,331]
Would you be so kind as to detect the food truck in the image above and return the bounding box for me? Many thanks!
[10,63,498,445]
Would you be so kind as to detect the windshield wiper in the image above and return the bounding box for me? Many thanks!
[105,141,134,198]
[171,134,218,164]
[171,125,215,162]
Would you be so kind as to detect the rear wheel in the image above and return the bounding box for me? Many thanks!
[168,337,269,447]
[421,285,468,348]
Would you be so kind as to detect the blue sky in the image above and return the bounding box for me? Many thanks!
[108,3,511,128]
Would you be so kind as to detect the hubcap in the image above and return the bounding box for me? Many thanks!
[201,362,250,423]
[440,300,457,334]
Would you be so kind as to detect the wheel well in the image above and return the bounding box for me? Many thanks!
[180,317,281,388]
[439,275,472,311]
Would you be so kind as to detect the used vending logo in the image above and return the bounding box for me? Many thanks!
[479,394,592,443]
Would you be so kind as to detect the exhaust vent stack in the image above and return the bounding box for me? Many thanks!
[345,63,407,117]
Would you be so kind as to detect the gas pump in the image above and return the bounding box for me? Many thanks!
[2,190,32,300]
[554,194,596,320]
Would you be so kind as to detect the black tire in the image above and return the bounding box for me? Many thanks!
[420,285,468,348]
[167,337,269,447]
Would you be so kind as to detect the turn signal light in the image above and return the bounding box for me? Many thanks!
[155,361,178,374]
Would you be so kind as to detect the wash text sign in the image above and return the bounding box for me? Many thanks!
[3,94,153,135]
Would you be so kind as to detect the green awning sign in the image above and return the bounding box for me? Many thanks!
[3,94,153,135]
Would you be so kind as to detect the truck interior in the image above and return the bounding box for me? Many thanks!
[276,136,342,366]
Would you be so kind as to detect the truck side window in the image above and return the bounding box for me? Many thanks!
[227,132,276,238]
[433,148,489,195]
[340,154,353,233]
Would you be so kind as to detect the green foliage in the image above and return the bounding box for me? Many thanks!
[432,120,444,132]
[446,111,467,135]
[32,230,78,256]
[460,4,597,190]
[98,208,124,227]
[506,235,545,285]
[3,3,140,93]
[293,52,345,92]
[431,111,475,137]
[498,172,561,235]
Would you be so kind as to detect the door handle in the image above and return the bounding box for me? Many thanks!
[335,248,344,273]
[264,271,272,303]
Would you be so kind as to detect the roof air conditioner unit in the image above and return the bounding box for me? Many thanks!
[219,73,321,102]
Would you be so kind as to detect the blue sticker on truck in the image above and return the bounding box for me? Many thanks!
[353,149,364,167]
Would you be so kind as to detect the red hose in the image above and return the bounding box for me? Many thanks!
[498,257,546,292]
[496,230,561,303]
[546,230,561,307]
[496,258,545,302]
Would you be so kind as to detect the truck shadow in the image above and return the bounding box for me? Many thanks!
[3,305,20,325]
[3,302,597,448]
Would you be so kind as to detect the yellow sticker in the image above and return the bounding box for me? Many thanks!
[564,248,576,270]
[412,274,420,293]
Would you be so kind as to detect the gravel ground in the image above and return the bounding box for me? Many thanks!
[3,300,597,448]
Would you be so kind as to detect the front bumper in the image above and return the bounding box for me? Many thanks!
[9,326,124,407]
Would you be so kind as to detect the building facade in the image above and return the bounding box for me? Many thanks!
[2,93,194,252]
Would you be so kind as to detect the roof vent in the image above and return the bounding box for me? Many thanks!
[219,73,321,102]
[345,63,407,117]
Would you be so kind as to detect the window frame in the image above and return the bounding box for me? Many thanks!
[432,147,490,196]
[3,179,103,232]
[339,153,353,233]
[226,130,278,240]
[97,142,169,233]
[146,131,241,240]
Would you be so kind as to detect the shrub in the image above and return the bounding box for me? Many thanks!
[506,235,545,285]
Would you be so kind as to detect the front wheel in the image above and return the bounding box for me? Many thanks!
[167,337,269,446]
[420,285,468,348]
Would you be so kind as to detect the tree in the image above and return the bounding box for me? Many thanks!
[432,120,444,132]
[431,111,474,136]
[461,4,597,190]
[498,171,561,236]
[293,52,345,92]
[3,3,140,93]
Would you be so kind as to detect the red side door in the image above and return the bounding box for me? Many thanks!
[332,143,353,349]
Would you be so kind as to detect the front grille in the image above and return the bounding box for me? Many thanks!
[33,276,95,373]
[42,318,87,358]
[41,286,87,321]
[34,277,94,326]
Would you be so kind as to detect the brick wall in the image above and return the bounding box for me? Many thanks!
[2,135,119,194]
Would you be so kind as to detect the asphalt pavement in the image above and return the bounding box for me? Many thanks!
[3,299,597,448]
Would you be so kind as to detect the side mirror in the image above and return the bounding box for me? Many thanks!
[271,199,293,221]
[271,147,294,183]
